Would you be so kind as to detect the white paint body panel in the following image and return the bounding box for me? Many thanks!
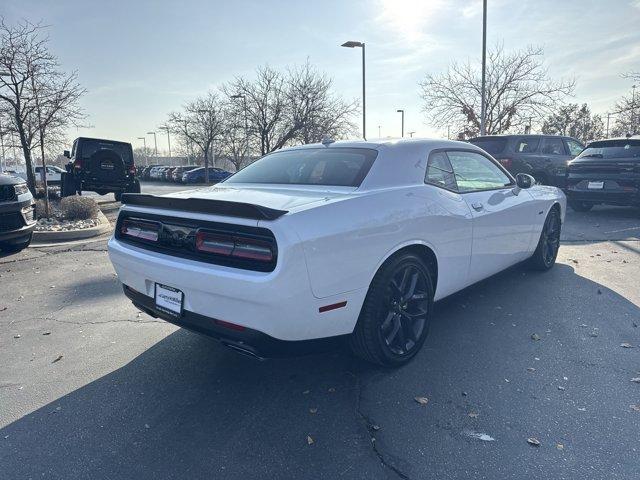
[108,139,566,342]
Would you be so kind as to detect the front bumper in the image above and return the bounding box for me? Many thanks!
[0,196,36,242]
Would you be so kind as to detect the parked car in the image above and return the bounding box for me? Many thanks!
[63,137,141,201]
[149,166,169,181]
[469,134,584,187]
[0,173,36,253]
[565,138,640,211]
[170,166,198,182]
[109,139,565,366]
[162,167,177,182]
[182,167,231,184]
[140,166,154,181]
[34,165,65,186]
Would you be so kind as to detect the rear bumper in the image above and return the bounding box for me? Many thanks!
[108,236,367,342]
[565,184,640,206]
[123,285,345,358]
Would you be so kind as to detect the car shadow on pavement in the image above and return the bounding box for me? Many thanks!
[2,262,640,479]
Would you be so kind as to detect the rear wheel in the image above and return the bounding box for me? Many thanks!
[114,191,122,202]
[568,200,593,212]
[529,207,561,271]
[349,252,434,367]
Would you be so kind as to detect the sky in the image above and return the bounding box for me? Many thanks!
[3,0,640,154]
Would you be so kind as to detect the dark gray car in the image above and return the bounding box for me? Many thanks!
[0,173,36,253]
[469,134,584,187]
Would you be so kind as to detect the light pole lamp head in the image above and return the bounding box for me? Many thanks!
[397,109,404,113]
[230,94,245,99]
[341,41,364,48]
[147,131,155,135]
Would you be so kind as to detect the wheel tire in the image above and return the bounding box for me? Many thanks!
[0,232,33,253]
[128,179,141,193]
[349,252,434,367]
[114,191,122,202]
[568,200,593,212]
[529,207,561,271]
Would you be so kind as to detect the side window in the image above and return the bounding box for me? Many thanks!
[565,139,584,156]
[447,151,512,192]
[425,151,457,191]
[540,137,566,155]
[514,138,540,153]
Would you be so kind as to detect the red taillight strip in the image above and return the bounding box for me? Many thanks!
[214,319,246,331]
[195,230,274,262]
[319,301,347,313]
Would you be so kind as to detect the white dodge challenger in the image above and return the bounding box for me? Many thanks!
[108,138,565,366]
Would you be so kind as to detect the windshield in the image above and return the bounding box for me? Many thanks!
[577,140,640,159]
[224,147,378,187]
[468,137,508,155]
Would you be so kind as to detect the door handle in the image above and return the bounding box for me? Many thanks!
[471,202,484,211]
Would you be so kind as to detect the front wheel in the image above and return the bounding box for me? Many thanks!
[568,200,593,212]
[350,252,434,367]
[528,207,561,271]
[0,232,33,253]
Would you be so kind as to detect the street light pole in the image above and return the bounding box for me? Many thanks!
[606,113,611,138]
[231,94,249,170]
[341,40,366,140]
[159,126,172,160]
[632,84,637,134]
[408,131,416,138]
[378,125,381,138]
[396,109,405,137]
[480,0,487,136]
[147,131,158,157]
[137,137,147,166]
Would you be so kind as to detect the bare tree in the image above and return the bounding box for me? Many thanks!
[167,92,224,183]
[542,103,604,143]
[223,62,358,155]
[419,45,575,138]
[0,19,85,196]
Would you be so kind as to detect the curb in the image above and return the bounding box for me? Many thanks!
[32,211,112,243]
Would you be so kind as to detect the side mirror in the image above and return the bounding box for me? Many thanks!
[516,173,535,189]
[63,150,70,159]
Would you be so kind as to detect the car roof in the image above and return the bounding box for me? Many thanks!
[76,137,131,146]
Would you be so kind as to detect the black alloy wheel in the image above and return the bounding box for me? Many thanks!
[529,207,561,271]
[350,252,434,367]
[381,264,429,355]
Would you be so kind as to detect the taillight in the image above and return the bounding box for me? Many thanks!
[195,231,274,262]
[128,165,136,175]
[73,158,82,170]
[120,219,160,242]
[497,158,512,169]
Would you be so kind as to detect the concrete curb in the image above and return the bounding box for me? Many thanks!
[32,211,112,243]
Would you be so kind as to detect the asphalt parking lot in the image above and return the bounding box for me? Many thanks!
[1,187,639,479]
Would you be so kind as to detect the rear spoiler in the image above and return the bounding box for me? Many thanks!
[120,193,288,221]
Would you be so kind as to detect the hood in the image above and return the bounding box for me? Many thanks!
[162,184,357,213]
[0,173,27,186]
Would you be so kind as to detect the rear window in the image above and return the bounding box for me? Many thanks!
[577,140,640,160]
[79,140,133,164]
[224,148,378,187]
[468,137,508,155]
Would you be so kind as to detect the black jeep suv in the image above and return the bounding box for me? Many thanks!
[469,134,584,187]
[63,137,140,201]
[0,173,36,253]
[565,138,640,211]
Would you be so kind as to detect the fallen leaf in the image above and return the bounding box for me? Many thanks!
[328,387,336,393]
[558,386,565,391]
[579,324,588,328]
[527,367,536,373]
[414,396,429,406]
[52,355,63,363]
[556,443,564,450]
[464,430,495,442]
[589,331,599,337]
[631,378,640,383]
[144,424,150,429]
[531,333,541,341]
[620,343,634,348]
[307,435,314,445]
[42,331,51,336]
[577,407,586,412]
[309,408,317,414]
[468,412,479,418]
[527,437,541,446]
[13,334,21,339]
[302,390,310,395]
[630,405,640,412]
[371,424,381,431]
[0,306,6,312]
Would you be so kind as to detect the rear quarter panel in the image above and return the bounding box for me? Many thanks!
[281,185,473,301]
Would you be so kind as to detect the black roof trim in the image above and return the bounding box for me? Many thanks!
[121,193,288,221]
